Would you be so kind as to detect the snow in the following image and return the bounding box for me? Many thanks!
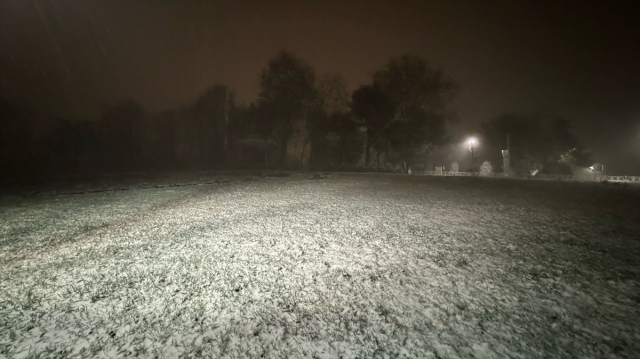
[1,173,639,358]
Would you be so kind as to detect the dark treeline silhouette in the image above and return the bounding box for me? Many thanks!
[0,50,594,184]
[479,113,592,175]
[1,86,234,184]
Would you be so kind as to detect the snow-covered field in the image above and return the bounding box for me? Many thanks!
[1,173,639,358]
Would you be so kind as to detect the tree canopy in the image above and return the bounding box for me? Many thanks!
[354,54,456,167]
[373,55,454,123]
[97,99,145,169]
[307,74,363,169]
[351,85,396,166]
[258,50,317,167]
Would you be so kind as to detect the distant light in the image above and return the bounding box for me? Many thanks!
[589,165,595,171]
[467,137,477,146]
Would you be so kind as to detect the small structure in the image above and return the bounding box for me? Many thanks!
[589,163,605,181]
[590,163,604,173]
[450,161,459,173]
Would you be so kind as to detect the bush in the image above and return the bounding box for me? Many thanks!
[479,161,493,176]
[450,161,459,173]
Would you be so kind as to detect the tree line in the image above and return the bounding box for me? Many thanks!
[479,113,591,175]
[0,50,591,183]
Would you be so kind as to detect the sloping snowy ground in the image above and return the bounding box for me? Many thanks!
[1,174,639,358]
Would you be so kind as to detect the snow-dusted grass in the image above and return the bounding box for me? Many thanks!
[1,173,639,358]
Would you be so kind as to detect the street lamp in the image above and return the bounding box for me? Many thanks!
[468,137,476,171]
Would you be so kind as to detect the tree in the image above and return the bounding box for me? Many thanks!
[145,109,179,168]
[481,113,592,174]
[479,161,493,176]
[0,97,37,165]
[308,73,362,168]
[258,50,317,167]
[228,103,262,142]
[315,74,350,116]
[96,99,145,170]
[192,85,232,166]
[372,55,455,167]
[351,85,396,166]
[330,111,364,166]
[47,119,98,171]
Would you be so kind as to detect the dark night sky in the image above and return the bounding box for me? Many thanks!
[1,0,639,174]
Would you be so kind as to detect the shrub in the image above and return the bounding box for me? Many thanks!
[479,161,493,176]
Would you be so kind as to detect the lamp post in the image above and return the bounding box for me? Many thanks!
[468,137,476,171]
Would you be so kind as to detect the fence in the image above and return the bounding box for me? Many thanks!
[604,175,640,183]
[421,171,640,183]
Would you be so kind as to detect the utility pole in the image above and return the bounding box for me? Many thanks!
[467,137,476,172]
[470,144,474,169]
[502,133,510,176]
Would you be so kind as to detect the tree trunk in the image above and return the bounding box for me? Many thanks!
[301,141,308,168]
[384,149,389,169]
[279,141,288,169]
[364,132,371,167]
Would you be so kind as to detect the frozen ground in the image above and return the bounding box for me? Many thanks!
[1,173,639,358]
